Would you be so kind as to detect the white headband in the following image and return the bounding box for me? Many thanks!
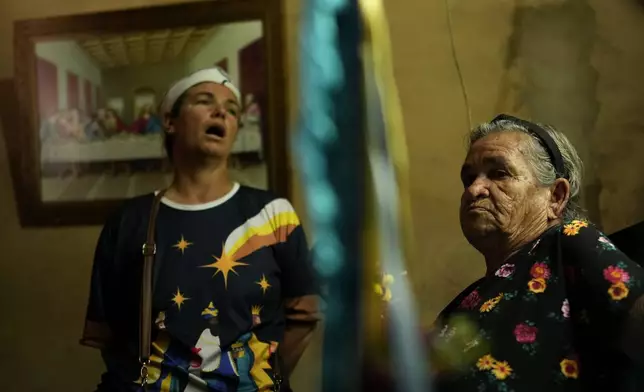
[160,67,241,115]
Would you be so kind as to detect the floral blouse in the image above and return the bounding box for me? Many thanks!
[432,220,644,392]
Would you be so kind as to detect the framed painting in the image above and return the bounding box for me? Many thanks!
[2,0,288,226]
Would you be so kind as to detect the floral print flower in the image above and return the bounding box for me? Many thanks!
[476,354,512,380]
[513,323,538,344]
[530,262,551,280]
[479,294,503,313]
[598,236,616,250]
[561,299,570,318]
[491,360,513,380]
[495,263,515,278]
[528,278,547,293]
[560,358,579,379]
[479,300,496,313]
[476,354,496,370]
[608,282,629,301]
[459,290,481,310]
[603,265,630,284]
[563,219,588,236]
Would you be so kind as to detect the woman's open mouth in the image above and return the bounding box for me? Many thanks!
[205,124,226,138]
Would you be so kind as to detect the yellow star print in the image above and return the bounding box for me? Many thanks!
[171,287,189,309]
[173,235,192,254]
[256,274,271,295]
[200,246,248,289]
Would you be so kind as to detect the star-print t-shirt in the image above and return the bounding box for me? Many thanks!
[432,220,644,392]
[81,183,318,391]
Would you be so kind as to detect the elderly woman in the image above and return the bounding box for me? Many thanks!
[80,67,320,392]
[431,114,644,391]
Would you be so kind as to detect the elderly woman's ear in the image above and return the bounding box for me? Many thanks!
[548,178,570,220]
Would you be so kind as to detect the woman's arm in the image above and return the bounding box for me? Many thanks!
[621,295,644,366]
[280,295,321,377]
[270,201,322,377]
[560,220,644,365]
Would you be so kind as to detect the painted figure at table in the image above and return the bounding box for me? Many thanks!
[131,103,164,134]
[241,93,261,126]
[40,108,87,142]
[84,108,129,140]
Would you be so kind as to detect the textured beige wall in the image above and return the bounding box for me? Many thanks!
[1,0,644,391]
[589,0,644,233]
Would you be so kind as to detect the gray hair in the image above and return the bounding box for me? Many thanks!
[467,118,585,221]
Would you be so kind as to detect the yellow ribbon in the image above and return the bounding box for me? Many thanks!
[359,0,416,363]
[360,0,415,269]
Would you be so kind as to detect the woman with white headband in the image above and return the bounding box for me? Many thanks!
[80,67,320,392]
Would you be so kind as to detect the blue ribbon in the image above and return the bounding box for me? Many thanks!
[294,0,364,390]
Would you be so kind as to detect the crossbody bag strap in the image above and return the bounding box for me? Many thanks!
[272,348,284,392]
[139,189,166,387]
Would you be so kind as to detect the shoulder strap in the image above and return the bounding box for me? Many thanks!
[139,190,166,386]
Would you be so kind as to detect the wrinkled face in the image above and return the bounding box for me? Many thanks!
[167,82,240,160]
[459,132,550,247]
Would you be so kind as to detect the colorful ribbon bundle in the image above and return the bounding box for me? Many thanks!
[359,0,431,391]
[295,0,430,390]
[294,0,364,390]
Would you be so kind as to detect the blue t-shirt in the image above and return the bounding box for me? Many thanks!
[81,184,317,391]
